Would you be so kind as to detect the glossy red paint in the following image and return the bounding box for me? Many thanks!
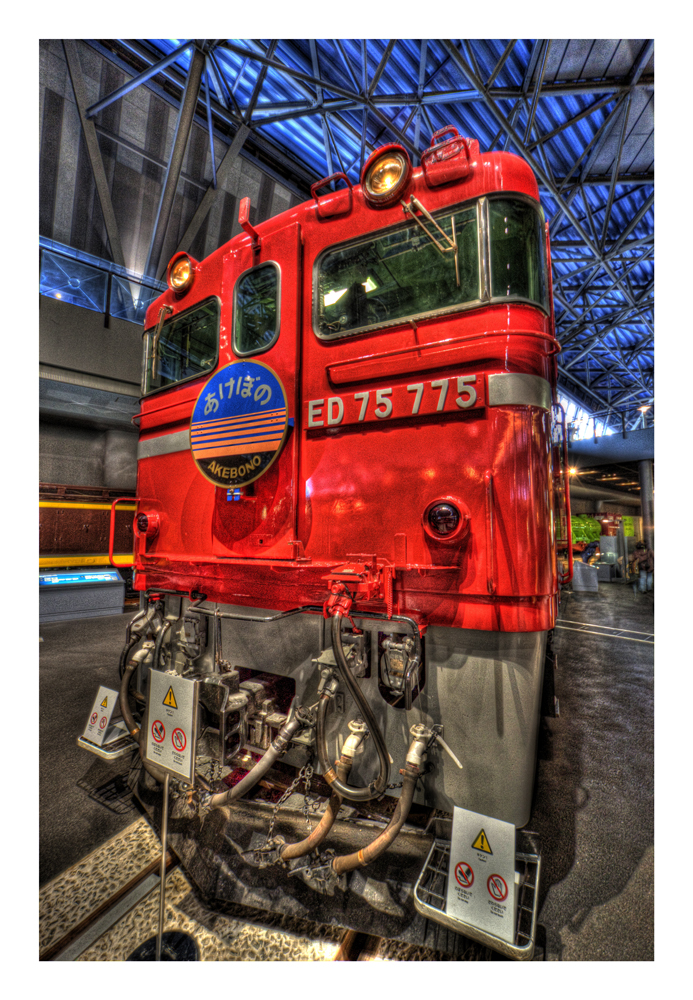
[133,139,565,632]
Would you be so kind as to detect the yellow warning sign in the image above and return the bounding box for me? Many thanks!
[472,829,493,854]
[100,696,108,708]
[163,687,178,709]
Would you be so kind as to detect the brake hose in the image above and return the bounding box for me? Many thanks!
[316,615,390,802]
[331,766,419,874]
[279,758,352,862]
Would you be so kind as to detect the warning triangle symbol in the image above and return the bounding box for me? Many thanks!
[100,696,108,708]
[472,829,493,854]
[163,687,178,709]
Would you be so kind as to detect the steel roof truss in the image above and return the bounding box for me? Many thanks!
[599,93,633,250]
[523,40,551,144]
[486,39,518,88]
[62,40,125,268]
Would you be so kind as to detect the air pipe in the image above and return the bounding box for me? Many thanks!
[327,725,432,875]
[315,614,390,803]
[119,646,168,784]
[331,767,419,874]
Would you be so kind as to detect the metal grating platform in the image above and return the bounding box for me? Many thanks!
[413,839,541,960]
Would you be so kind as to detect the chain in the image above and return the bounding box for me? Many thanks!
[301,763,315,832]
[264,759,313,846]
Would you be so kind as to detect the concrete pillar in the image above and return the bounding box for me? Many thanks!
[638,459,654,551]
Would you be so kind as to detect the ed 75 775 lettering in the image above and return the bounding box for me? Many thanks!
[306,374,482,429]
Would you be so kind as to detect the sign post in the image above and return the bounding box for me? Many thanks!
[127,670,200,962]
[156,773,170,962]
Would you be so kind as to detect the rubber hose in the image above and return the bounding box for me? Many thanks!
[153,619,172,670]
[119,659,140,737]
[314,615,390,802]
[118,636,140,680]
[206,713,304,809]
[278,758,352,861]
[331,767,418,875]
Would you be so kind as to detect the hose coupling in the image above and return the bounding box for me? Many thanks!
[317,667,339,699]
[406,724,434,768]
[342,718,369,758]
[323,582,353,619]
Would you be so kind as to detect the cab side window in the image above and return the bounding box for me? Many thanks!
[234,262,280,356]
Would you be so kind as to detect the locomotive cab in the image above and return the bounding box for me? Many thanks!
[92,126,570,958]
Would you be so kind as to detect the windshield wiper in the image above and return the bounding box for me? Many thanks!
[400,195,460,287]
[150,305,173,381]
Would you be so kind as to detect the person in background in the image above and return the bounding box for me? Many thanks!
[633,541,654,593]
[582,540,599,563]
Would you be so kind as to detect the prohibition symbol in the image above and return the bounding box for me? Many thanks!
[152,720,166,743]
[172,728,187,752]
[455,862,474,888]
[487,874,508,902]
[99,716,108,730]
[90,712,98,725]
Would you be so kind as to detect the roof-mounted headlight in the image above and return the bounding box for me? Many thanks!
[361,144,412,206]
[168,253,195,293]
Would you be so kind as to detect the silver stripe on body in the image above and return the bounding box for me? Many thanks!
[138,429,190,461]
[487,373,551,410]
[138,372,551,461]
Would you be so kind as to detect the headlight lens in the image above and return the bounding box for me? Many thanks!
[169,255,193,291]
[367,154,405,196]
[362,146,411,205]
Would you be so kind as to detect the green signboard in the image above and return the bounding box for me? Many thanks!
[622,516,635,537]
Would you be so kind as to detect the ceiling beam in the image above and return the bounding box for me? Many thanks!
[62,40,125,268]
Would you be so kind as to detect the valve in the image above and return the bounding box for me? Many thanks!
[407,724,464,771]
[316,667,339,699]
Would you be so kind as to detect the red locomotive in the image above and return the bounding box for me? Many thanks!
[107,126,571,954]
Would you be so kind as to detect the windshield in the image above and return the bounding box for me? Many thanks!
[143,297,219,395]
[316,204,479,338]
[489,198,547,308]
[315,196,547,339]
[234,262,280,356]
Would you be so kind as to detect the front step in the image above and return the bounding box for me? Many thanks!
[413,839,541,960]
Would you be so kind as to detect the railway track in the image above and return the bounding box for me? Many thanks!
[40,851,177,961]
[39,814,491,961]
[38,817,389,961]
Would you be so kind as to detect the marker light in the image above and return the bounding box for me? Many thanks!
[427,503,460,536]
[168,254,194,292]
[362,145,411,206]
[135,512,160,538]
[423,497,471,543]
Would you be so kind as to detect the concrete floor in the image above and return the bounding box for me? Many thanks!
[38,582,654,959]
[39,612,143,887]
[533,582,654,960]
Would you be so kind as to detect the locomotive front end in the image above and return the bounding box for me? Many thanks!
[87,126,569,958]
